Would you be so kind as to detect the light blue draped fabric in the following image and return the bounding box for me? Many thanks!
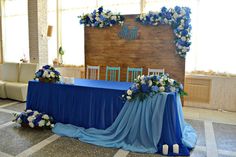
[53,93,197,155]
[176,96,198,148]
[53,93,168,153]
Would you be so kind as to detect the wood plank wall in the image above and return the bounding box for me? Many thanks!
[85,15,185,84]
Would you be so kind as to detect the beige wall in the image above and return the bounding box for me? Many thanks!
[185,75,236,112]
[0,64,2,80]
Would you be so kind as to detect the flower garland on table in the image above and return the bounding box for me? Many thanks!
[34,65,61,83]
[136,6,191,58]
[78,6,125,28]
[13,110,54,129]
[122,74,187,101]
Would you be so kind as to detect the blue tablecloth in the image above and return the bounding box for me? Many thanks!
[53,92,197,156]
[26,79,132,129]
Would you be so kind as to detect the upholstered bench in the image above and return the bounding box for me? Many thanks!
[0,62,37,102]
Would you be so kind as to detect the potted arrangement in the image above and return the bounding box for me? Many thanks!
[13,110,54,129]
[34,65,61,83]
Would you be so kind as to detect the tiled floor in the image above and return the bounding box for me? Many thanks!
[0,99,236,157]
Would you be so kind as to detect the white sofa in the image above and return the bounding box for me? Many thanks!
[0,62,38,102]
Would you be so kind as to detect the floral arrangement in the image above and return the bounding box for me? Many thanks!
[13,110,54,129]
[79,6,125,28]
[122,74,187,101]
[34,65,61,83]
[136,6,191,58]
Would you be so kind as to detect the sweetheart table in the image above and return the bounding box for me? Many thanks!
[26,79,197,156]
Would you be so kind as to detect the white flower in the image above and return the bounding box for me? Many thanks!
[42,114,49,120]
[140,75,145,80]
[170,86,176,92]
[168,79,174,85]
[164,18,168,24]
[122,94,125,98]
[50,72,55,78]
[173,13,178,19]
[141,80,146,84]
[17,118,22,124]
[46,121,51,126]
[111,15,117,20]
[38,120,45,127]
[50,124,55,128]
[181,19,185,24]
[159,86,165,92]
[126,96,132,100]
[27,116,35,122]
[127,89,132,96]
[181,36,186,41]
[33,111,39,115]
[148,80,152,87]
[137,75,141,80]
[29,122,34,128]
[42,70,48,78]
[26,109,32,113]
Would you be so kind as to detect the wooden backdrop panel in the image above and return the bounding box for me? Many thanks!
[85,15,185,84]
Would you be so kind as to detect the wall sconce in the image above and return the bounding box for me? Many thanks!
[47,25,53,37]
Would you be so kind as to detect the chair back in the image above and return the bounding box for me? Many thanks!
[106,66,120,82]
[148,68,164,76]
[86,65,100,80]
[126,67,143,82]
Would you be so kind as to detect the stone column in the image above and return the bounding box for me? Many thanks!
[28,0,48,67]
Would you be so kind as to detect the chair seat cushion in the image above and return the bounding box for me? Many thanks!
[5,82,28,102]
[0,81,7,98]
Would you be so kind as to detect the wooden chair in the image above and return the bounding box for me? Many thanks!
[148,68,164,76]
[86,65,100,80]
[106,66,120,82]
[126,67,143,82]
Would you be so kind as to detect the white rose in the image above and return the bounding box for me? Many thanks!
[33,111,39,115]
[181,37,186,41]
[17,118,22,124]
[38,120,45,127]
[170,86,176,92]
[168,79,174,85]
[148,80,152,87]
[137,75,141,80]
[29,122,34,128]
[42,70,48,78]
[50,72,55,78]
[164,18,168,24]
[46,121,51,126]
[141,80,145,84]
[126,96,132,100]
[27,116,35,122]
[127,89,132,96]
[159,86,165,92]
[140,75,145,80]
[26,109,32,113]
[42,114,49,120]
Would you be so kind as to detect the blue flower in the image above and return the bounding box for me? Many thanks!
[141,84,149,93]
[161,7,168,13]
[98,6,103,13]
[174,6,181,14]
[35,69,43,77]
[151,86,159,92]
[43,65,51,70]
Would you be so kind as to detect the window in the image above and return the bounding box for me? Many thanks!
[2,0,29,63]
[48,0,236,73]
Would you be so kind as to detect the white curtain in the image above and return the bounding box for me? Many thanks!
[2,0,29,63]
